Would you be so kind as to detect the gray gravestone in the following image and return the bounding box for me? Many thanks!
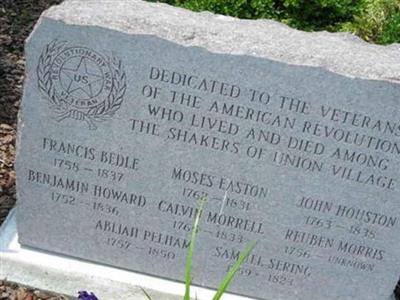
[16,1,400,299]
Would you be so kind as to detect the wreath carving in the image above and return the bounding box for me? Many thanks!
[37,39,126,130]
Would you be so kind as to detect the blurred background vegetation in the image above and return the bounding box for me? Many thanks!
[153,0,400,44]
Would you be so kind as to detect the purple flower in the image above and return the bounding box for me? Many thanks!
[78,291,99,300]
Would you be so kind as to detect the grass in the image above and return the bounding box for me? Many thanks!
[143,196,257,300]
[212,240,257,300]
[183,197,206,300]
[148,0,400,44]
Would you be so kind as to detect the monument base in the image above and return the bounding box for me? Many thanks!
[1,209,396,300]
[0,209,250,300]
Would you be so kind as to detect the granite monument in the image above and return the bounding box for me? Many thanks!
[16,0,400,299]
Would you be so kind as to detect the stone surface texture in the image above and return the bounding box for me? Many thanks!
[0,210,185,300]
[39,0,400,82]
[16,1,400,300]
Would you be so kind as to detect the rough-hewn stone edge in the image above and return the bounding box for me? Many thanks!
[34,0,400,83]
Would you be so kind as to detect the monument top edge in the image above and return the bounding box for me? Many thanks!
[35,0,400,82]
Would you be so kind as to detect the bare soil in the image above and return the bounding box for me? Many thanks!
[0,280,72,300]
[0,1,73,299]
[0,0,62,223]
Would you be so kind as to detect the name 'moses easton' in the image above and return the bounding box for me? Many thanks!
[171,166,269,199]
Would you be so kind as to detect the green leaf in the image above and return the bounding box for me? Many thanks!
[183,196,207,300]
[139,287,153,300]
[212,240,257,300]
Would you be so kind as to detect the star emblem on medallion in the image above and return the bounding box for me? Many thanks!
[61,57,103,98]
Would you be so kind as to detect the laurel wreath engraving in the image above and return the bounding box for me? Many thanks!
[37,39,127,130]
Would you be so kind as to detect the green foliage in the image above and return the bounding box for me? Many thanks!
[281,0,365,31]
[152,0,400,44]
[177,0,279,19]
[212,240,256,300]
[184,197,256,300]
[141,196,256,300]
[139,287,153,300]
[183,197,206,300]
[157,0,366,30]
[381,13,400,44]
[340,0,400,44]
